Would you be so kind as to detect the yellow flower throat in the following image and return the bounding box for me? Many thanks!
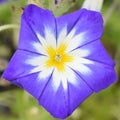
[46,44,73,72]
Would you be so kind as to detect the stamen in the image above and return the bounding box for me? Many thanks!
[55,54,62,62]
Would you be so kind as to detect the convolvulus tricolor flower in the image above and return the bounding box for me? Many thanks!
[2,4,116,119]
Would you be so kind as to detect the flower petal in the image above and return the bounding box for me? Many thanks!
[68,40,116,92]
[56,9,85,39]
[56,9,103,52]
[56,9,85,47]
[79,39,115,65]
[39,78,69,119]
[68,60,116,93]
[12,69,53,99]
[70,40,115,65]
[82,63,116,92]
[18,4,56,54]
[38,67,93,119]
[2,50,47,80]
[67,68,93,114]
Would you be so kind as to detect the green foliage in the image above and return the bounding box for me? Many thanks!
[0,89,56,120]
[1,86,120,120]
[103,10,120,47]
[0,3,12,23]
[41,0,79,16]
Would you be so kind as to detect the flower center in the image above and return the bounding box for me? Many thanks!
[45,44,73,72]
[55,54,62,62]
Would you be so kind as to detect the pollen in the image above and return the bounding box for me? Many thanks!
[45,44,73,72]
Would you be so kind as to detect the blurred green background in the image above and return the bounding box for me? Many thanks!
[0,0,120,120]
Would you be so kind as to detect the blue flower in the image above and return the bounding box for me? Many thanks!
[2,4,116,119]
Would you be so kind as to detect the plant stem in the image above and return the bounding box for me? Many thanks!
[82,0,104,12]
[103,0,118,25]
[0,24,19,32]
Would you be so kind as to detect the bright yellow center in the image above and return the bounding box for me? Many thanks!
[46,44,73,72]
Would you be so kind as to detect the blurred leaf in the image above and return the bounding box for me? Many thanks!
[0,3,12,23]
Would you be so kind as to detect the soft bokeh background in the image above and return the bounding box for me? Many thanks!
[0,0,120,120]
